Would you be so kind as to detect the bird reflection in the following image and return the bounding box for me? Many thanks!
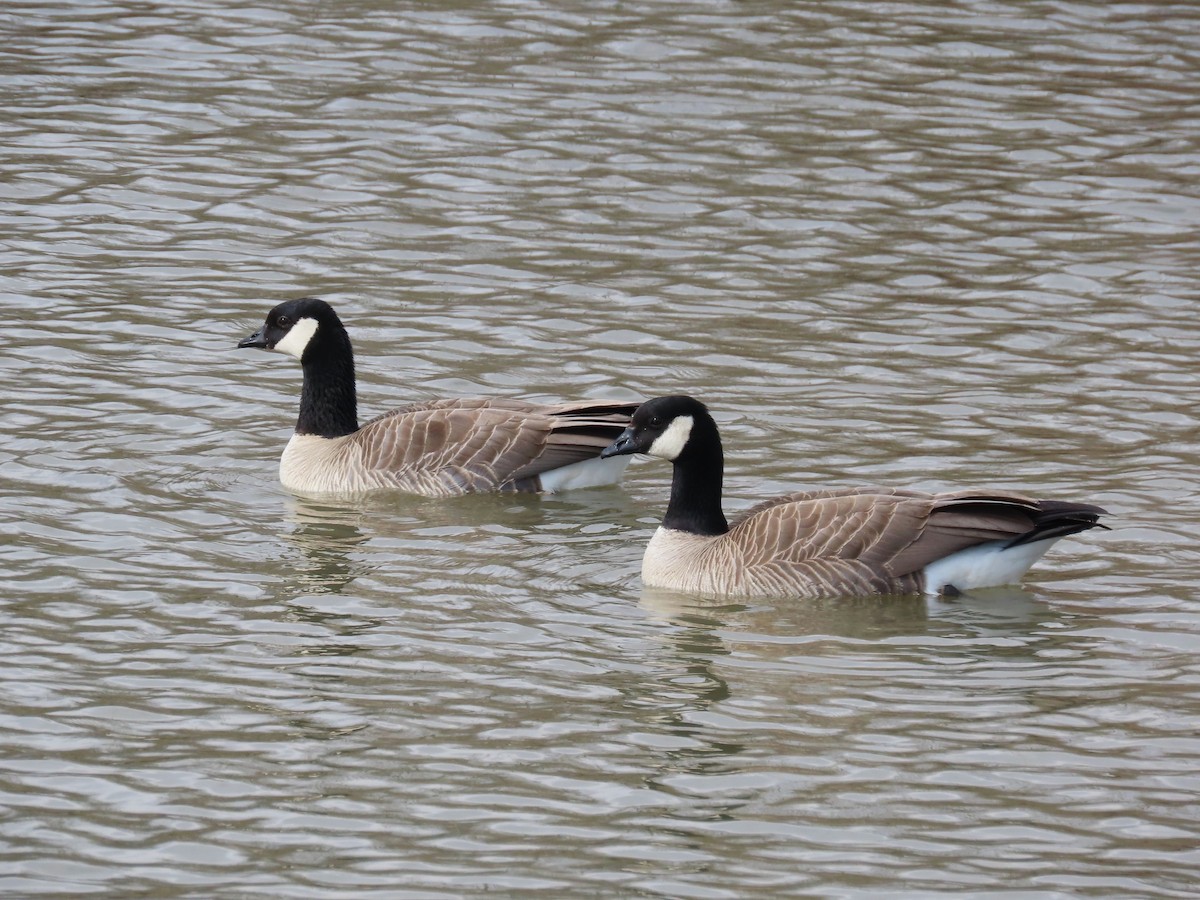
[624,593,749,818]
[626,584,1058,825]
[280,496,373,596]
[639,587,930,638]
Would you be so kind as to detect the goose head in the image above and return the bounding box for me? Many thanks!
[600,395,715,462]
[238,297,344,361]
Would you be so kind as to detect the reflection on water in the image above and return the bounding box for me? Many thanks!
[281,498,372,596]
[640,587,937,638]
[3,0,1200,896]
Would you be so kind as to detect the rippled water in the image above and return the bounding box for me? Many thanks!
[3,0,1199,896]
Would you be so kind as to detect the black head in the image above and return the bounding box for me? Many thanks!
[600,395,715,462]
[237,298,346,361]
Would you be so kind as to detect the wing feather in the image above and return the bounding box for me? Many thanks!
[346,398,637,495]
[723,487,1052,594]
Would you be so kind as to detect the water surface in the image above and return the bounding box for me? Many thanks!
[3,1,1199,896]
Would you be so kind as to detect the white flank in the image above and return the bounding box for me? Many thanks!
[274,316,319,359]
[922,536,1059,595]
[538,454,632,492]
[646,415,694,461]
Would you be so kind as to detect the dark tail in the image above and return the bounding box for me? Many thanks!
[1005,500,1109,548]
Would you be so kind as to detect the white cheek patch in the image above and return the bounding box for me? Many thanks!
[273,317,318,359]
[647,415,694,461]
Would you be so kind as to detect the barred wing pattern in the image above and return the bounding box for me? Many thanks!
[349,398,640,496]
[644,487,1084,598]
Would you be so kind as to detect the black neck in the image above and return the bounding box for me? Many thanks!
[295,327,358,438]
[662,421,729,536]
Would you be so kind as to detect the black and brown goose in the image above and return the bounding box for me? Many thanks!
[238,298,639,497]
[601,395,1108,598]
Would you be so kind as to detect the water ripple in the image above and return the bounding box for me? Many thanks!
[2,0,1199,896]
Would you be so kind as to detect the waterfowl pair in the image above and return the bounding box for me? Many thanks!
[238,298,638,496]
[238,301,1106,598]
[601,396,1107,598]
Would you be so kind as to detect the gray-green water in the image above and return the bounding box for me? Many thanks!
[3,1,1199,896]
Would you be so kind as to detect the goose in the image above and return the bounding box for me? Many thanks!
[600,395,1108,598]
[237,297,640,496]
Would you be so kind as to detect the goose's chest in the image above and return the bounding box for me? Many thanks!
[641,527,742,595]
[279,433,358,493]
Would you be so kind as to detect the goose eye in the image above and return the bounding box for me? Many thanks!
[277,315,291,328]
[648,417,662,429]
